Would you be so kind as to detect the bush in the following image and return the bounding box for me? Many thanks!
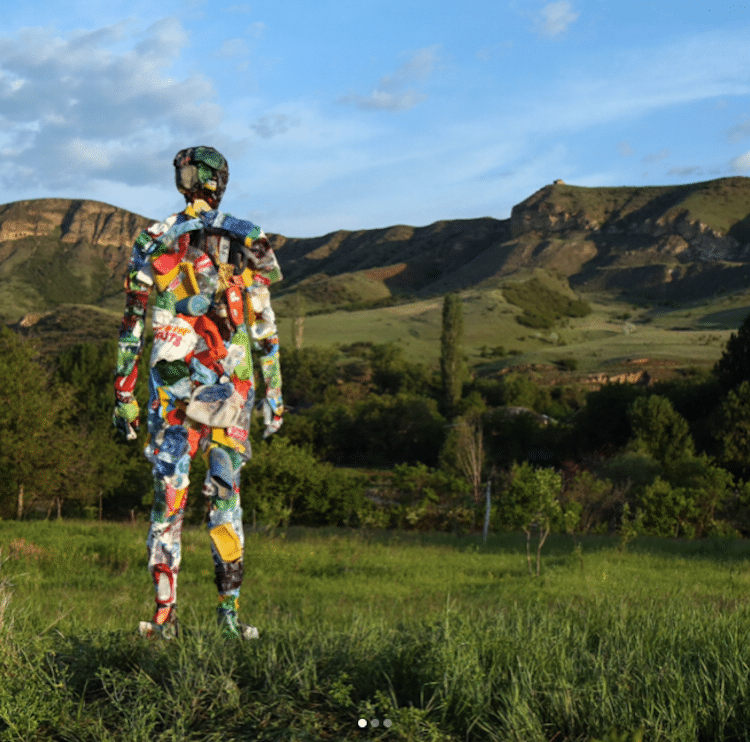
[363,463,475,532]
[241,438,366,529]
[286,393,447,468]
[503,277,591,329]
[561,470,623,534]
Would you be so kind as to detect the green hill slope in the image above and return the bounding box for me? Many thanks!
[3,177,750,374]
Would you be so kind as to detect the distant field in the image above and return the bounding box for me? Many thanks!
[4,521,750,741]
[10,283,749,380]
[697,305,750,329]
[277,287,747,377]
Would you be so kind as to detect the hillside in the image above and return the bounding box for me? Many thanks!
[4,177,750,363]
[0,198,151,320]
[268,176,750,311]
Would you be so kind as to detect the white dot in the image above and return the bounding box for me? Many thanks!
[358,718,367,728]
[384,719,392,728]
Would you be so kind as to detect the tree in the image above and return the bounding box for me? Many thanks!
[627,394,695,466]
[715,311,750,392]
[388,462,472,532]
[560,469,622,535]
[291,292,306,350]
[348,393,447,467]
[54,340,152,518]
[716,380,750,479]
[367,343,436,397]
[501,462,562,576]
[638,478,697,538]
[576,382,646,451]
[280,347,339,408]
[454,415,485,504]
[0,328,91,519]
[440,292,466,419]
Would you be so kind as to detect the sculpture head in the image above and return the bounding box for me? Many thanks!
[173,146,229,209]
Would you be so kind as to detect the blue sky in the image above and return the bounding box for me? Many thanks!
[2,2,750,237]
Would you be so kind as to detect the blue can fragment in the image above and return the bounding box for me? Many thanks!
[209,447,235,494]
[175,294,211,316]
[153,426,189,478]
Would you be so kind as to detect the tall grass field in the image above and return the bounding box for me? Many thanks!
[3,521,750,741]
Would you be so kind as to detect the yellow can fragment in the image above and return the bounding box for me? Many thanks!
[154,265,180,292]
[211,428,245,453]
[179,262,200,295]
[210,524,242,562]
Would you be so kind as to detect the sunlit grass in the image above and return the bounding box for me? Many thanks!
[4,522,750,740]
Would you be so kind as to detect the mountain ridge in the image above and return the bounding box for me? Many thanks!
[3,176,750,331]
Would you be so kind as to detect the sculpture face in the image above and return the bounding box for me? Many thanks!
[173,146,229,208]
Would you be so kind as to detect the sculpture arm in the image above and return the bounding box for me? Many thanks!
[113,229,157,437]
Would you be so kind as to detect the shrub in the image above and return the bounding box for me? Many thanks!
[503,277,591,328]
[241,438,367,529]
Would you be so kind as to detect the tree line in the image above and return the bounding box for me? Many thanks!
[4,294,750,539]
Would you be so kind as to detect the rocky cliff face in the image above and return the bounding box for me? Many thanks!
[506,178,750,298]
[0,198,151,246]
[510,184,602,235]
[510,182,747,262]
[0,199,153,320]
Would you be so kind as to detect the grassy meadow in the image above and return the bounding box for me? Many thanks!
[276,283,750,375]
[4,521,750,741]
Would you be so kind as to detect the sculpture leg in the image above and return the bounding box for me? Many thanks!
[141,415,193,639]
[204,442,255,638]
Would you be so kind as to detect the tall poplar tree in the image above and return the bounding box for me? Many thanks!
[440,292,465,419]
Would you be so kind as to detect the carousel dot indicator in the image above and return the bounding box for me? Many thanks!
[384,719,393,728]
[358,718,367,728]
[371,719,380,727]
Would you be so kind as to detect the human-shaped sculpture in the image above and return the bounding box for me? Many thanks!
[114,146,283,639]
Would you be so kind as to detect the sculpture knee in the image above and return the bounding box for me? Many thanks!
[204,445,241,501]
[214,559,243,593]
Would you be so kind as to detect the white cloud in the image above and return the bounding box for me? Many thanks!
[642,148,671,164]
[727,119,750,143]
[617,141,634,157]
[667,166,703,177]
[216,38,250,59]
[338,46,441,112]
[536,2,579,38]
[246,22,266,38]
[730,151,750,172]
[0,18,223,191]
[65,139,111,170]
[249,113,300,139]
[476,41,514,62]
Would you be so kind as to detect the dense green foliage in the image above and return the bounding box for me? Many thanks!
[0,328,102,520]
[714,309,750,392]
[3,303,750,542]
[503,277,591,329]
[440,292,465,418]
[4,523,750,741]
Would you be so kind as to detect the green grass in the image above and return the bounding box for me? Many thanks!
[4,522,750,740]
[277,286,738,375]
